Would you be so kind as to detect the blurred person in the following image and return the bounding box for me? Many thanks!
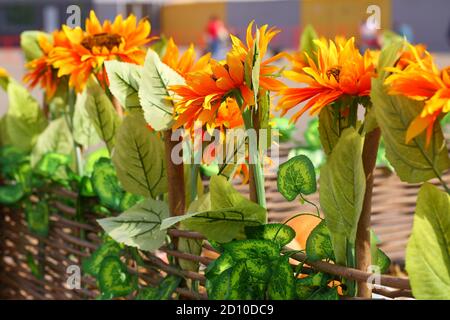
[359,20,380,52]
[205,15,228,59]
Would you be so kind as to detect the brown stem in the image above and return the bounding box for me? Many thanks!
[164,130,185,217]
[112,96,124,117]
[356,127,381,298]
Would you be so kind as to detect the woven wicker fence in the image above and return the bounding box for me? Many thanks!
[2,143,449,300]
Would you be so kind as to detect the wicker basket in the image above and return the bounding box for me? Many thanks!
[2,143,448,300]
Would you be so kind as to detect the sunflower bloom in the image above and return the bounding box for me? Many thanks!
[278,37,376,122]
[162,37,211,76]
[24,31,69,100]
[51,10,153,92]
[170,21,284,131]
[385,44,450,146]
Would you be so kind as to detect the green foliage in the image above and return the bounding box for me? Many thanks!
[25,200,49,237]
[299,24,318,63]
[161,176,266,242]
[306,219,335,262]
[318,105,349,156]
[34,152,71,179]
[112,112,167,198]
[97,198,169,252]
[105,60,142,110]
[245,223,295,247]
[98,256,136,298]
[85,79,121,153]
[136,275,181,300]
[73,89,101,149]
[20,31,50,62]
[91,157,124,211]
[139,50,184,131]
[319,128,365,266]
[371,41,450,183]
[0,183,24,205]
[82,240,122,277]
[272,117,296,142]
[406,183,450,299]
[277,155,316,201]
[304,118,321,150]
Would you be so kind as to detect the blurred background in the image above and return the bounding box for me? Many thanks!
[1,0,450,122]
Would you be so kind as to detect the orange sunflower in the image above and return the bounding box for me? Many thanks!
[24,30,70,100]
[278,37,376,122]
[51,10,153,92]
[385,44,450,146]
[162,37,211,76]
[170,21,285,132]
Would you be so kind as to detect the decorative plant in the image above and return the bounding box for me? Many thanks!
[0,14,449,301]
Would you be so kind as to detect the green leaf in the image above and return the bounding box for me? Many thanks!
[277,155,316,201]
[0,183,24,205]
[138,49,184,131]
[82,240,122,276]
[272,117,296,143]
[98,256,135,298]
[80,175,96,197]
[91,157,124,211]
[318,105,349,156]
[119,192,144,211]
[374,248,391,274]
[31,117,74,169]
[34,152,71,178]
[136,275,181,300]
[105,60,142,110]
[112,112,167,198]
[371,42,450,183]
[405,183,450,299]
[73,89,101,149]
[160,176,266,242]
[27,253,43,279]
[267,256,296,300]
[20,31,50,62]
[25,200,49,237]
[85,79,121,153]
[245,223,296,247]
[4,79,48,152]
[97,198,169,252]
[308,287,339,300]
[319,128,365,265]
[222,239,280,261]
[299,24,318,62]
[304,118,321,149]
[306,219,335,262]
[84,147,109,175]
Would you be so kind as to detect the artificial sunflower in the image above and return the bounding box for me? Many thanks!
[51,10,153,92]
[170,21,284,131]
[385,44,450,146]
[24,31,69,100]
[278,37,376,122]
[162,37,210,76]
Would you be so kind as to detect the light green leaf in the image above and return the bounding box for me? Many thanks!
[119,192,144,211]
[245,223,296,247]
[98,198,169,252]
[371,41,450,183]
[277,155,316,201]
[105,60,142,110]
[20,31,50,62]
[4,79,47,152]
[82,240,122,277]
[272,117,296,143]
[91,158,124,211]
[84,147,109,175]
[34,152,71,177]
[319,128,365,265]
[98,256,136,298]
[299,24,318,62]
[0,183,24,205]
[112,112,167,198]
[138,50,184,131]
[30,117,74,167]
[73,89,101,149]
[306,219,335,262]
[223,239,280,261]
[318,105,349,156]
[406,183,450,299]
[160,176,266,242]
[85,79,121,153]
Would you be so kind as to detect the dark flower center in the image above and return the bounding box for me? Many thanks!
[326,67,341,82]
[81,33,122,51]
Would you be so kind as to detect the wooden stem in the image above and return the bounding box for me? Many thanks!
[164,130,185,217]
[356,127,381,298]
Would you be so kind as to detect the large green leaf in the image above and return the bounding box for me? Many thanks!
[20,31,50,62]
[306,219,335,262]
[267,256,296,300]
[319,128,365,265]
[245,223,296,247]
[112,112,167,198]
[85,79,121,153]
[160,175,266,242]
[318,105,349,156]
[105,60,142,110]
[4,79,47,152]
[138,49,185,131]
[371,42,450,183]
[406,183,450,299]
[97,198,169,252]
[73,89,101,149]
[277,155,316,201]
[30,117,74,167]
[91,158,124,211]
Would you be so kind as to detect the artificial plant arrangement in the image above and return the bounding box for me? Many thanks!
[0,12,449,300]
